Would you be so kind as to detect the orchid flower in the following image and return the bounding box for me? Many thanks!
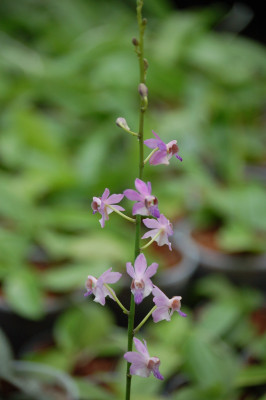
[124,178,160,218]
[152,286,187,322]
[126,253,158,304]
[142,214,173,250]
[124,337,164,380]
[91,188,124,228]
[144,130,182,165]
[84,268,122,306]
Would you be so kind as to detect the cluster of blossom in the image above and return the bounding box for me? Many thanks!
[86,130,185,380]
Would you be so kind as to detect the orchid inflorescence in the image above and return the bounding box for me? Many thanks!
[86,134,185,381]
[86,1,186,397]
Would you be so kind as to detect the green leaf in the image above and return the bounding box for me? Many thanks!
[0,329,13,378]
[235,365,266,387]
[54,304,114,353]
[4,269,44,319]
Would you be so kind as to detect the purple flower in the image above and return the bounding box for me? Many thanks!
[124,178,160,218]
[142,214,173,250]
[84,268,122,306]
[126,253,158,304]
[91,188,124,228]
[144,130,182,165]
[152,286,187,322]
[124,337,164,380]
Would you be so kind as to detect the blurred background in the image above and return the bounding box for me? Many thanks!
[0,0,265,399]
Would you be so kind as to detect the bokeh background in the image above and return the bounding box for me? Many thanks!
[0,1,265,399]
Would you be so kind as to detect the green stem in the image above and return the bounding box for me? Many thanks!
[104,284,129,315]
[144,148,158,164]
[107,204,136,223]
[140,229,162,250]
[125,1,147,399]
[134,306,157,334]
[120,126,139,137]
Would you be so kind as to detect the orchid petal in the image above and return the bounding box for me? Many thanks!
[144,138,159,149]
[133,338,149,358]
[142,218,160,229]
[135,178,149,195]
[107,193,124,204]
[126,262,135,279]
[124,189,142,201]
[134,253,147,276]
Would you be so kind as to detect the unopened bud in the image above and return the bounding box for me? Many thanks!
[143,58,149,71]
[132,37,139,46]
[138,83,148,98]
[142,18,147,26]
[116,117,130,131]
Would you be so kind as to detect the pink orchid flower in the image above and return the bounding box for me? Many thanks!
[91,188,124,228]
[124,178,160,218]
[144,130,182,165]
[152,286,187,322]
[126,253,158,304]
[84,268,122,306]
[142,214,173,250]
[124,337,164,380]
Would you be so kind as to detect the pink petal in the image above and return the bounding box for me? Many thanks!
[152,306,171,323]
[124,189,142,201]
[101,188,110,201]
[132,202,149,216]
[134,253,147,276]
[178,310,187,317]
[134,289,144,304]
[149,151,169,165]
[107,193,124,204]
[142,218,160,229]
[142,279,153,299]
[126,262,135,279]
[144,138,159,149]
[135,179,149,196]
[130,363,150,378]
[93,287,106,305]
[152,286,170,306]
[133,338,149,358]
[145,262,158,278]
[98,268,122,286]
[124,351,146,365]
[152,130,162,141]
[152,365,164,380]
[141,229,158,240]
[147,181,152,194]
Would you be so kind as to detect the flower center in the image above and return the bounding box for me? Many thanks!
[167,142,178,155]
[170,296,181,310]
[91,198,101,213]
[131,279,145,290]
[147,357,160,370]
[144,195,158,209]
[85,276,97,291]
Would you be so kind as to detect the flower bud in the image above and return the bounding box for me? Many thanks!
[138,83,148,98]
[116,117,130,131]
[143,58,149,71]
[142,18,147,26]
[132,37,139,46]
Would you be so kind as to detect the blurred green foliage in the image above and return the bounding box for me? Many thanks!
[0,0,265,319]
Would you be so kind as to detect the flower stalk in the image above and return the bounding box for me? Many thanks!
[140,230,162,250]
[104,284,129,315]
[125,1,147,399]
[134,306,157,334]
[106,204,136,223]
